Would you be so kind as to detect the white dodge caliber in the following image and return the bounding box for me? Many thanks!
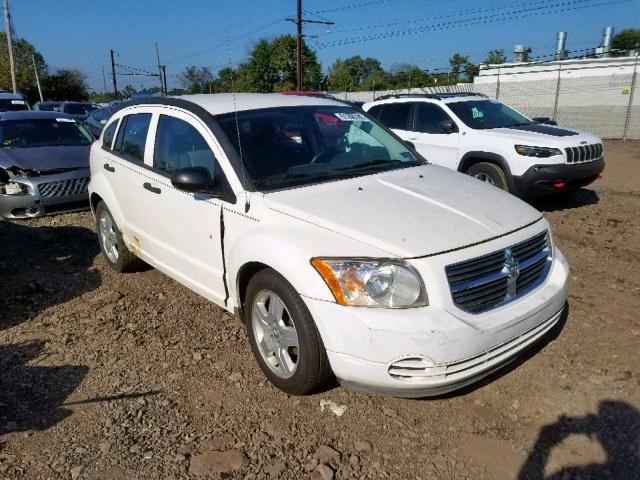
[88,93,569,397]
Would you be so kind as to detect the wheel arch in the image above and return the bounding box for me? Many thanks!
[458,151,516,192]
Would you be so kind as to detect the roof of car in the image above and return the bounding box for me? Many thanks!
[0,111,75,121]
[366,93,488,106]
[170,93,346,115]
[0,92,26,100]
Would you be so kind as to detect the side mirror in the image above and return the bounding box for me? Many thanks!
[171,166,221,196]
[438,119,456,133]
[532,117,558,126]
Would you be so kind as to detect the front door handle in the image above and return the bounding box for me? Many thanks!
[103,163,115,172]
[143,182,161,194]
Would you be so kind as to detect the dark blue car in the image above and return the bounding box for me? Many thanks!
[0,111,94,218]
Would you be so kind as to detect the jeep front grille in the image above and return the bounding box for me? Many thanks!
[565,143,602,163]
[445,231,552,314]
[38,177,90,198]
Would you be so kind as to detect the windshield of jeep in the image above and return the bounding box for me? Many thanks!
[447,99,532,130]
[217,106,422,190]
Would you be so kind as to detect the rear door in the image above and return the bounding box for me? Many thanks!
[109,111,154,256]
[140,109,228,304]
[407,102,460,170]
[378,102,414,144]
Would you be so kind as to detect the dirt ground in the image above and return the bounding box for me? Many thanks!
[1,140,638,480]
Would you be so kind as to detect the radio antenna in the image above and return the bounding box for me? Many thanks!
[226,30,250,213]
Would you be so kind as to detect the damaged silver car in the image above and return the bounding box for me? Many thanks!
[0,111,93,219]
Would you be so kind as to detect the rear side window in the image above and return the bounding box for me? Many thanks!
[379,103,412,130]
[153,115,218,178]
[367,105,382,119]
[113,113,151,163]
[102,120,118,149]
[413,103,454,134]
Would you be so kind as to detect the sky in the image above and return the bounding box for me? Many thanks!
[5,0,640,92]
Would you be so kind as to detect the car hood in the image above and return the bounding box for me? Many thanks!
[0,145,90,172]
[263,165,542,258]
[479,124,601,147]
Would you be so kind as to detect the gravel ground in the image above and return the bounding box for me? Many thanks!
[1,140,639,480]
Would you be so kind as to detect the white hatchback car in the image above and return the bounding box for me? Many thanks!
[89,94,569,397]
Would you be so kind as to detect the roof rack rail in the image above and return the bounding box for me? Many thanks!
[373,92,487,101]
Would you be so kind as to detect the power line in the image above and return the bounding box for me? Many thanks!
[316,0,630,49]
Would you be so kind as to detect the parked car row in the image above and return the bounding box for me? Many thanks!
[2,91,606,398]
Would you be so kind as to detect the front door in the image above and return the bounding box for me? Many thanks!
[141,110,227,305]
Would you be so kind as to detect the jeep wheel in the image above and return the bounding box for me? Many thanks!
[96,201,145,273]
[467,162,509,192]
[244,268,332,395]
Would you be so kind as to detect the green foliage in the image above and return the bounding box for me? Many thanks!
[484,49,507,65]
[178,65,215,94]
[0,33,47,101]
[612,29,640,53]
[327,56,385,91]
[42,69,89,101]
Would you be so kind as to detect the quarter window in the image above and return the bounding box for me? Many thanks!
[378,103,412,130]
[102,120,118,149]
[413,103,455,134]
[153,115,218,178]
[114,113,151,163]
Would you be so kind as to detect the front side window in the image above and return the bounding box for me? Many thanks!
[114,113,151,163]
[447,100,531,130]
[153,115,218,177]
[217,106,421,190]
[413,103,455,134]
[0,118,93,148]
[378,103,413,130]
[102,120,118,149]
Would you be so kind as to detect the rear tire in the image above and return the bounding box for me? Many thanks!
[244,268,332,395]
[466,162,510,192]
[95,201,145,273]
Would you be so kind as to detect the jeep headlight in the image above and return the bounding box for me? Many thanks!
[514,145,562,158]
[2,182,29,195]
[311,258,427,308]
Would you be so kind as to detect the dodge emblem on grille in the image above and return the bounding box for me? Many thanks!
[503,248,520,299]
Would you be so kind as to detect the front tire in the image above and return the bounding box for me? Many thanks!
[466,162,510,192]
[244,269,332,395]
[95,201,144,273]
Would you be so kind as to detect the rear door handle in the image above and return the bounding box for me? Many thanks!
[143,182,161,194]
[103,163,115,172]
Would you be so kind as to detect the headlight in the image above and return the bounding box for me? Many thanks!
[311,258,427,308]
[514,145,562,158]
[1,182,28,195]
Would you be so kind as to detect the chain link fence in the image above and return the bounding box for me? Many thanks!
[332,56,640,140]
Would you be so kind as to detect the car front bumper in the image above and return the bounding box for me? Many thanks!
[0,168,90,219]
[303,247,570,397]
[512,158,604,197]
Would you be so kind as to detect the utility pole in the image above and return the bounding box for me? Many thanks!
[161,65,168,96]
[155,42,164,96]
[101,66,107,94]
[110,49,118,97]
[287,1,333,91]
[31,54,43,102]
[3,0,17,93]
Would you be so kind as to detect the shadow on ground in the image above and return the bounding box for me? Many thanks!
[518,400,640,480]
[0,220,100,332]
[529,188,600,212]
[0,340,88,436]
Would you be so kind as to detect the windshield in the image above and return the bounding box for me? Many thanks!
[64,103,96,115]
[37,103,60,111]
[0,99,29,112]
[447,100,532,130]
[217,106,422,190]
[1,118,94,148]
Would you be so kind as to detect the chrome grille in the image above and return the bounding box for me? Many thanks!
[445,231,552,314]
[38,177,90,198]
[565,143,602,163]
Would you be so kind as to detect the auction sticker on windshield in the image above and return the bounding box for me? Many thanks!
[335,112,370,122]
[56,118,76,123]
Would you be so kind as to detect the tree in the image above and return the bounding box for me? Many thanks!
[0,33,47,102]
[612,29,640,53]
[484,49,507,64]
[245,39,277,92]
[327,56,386,92]
[522,47,533,62]
[121,85,137,99]
[43,69,89,101]
[386,64,431,90]
[267,35,321,91]
[178,65,215,94]
[449,53,470,83]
